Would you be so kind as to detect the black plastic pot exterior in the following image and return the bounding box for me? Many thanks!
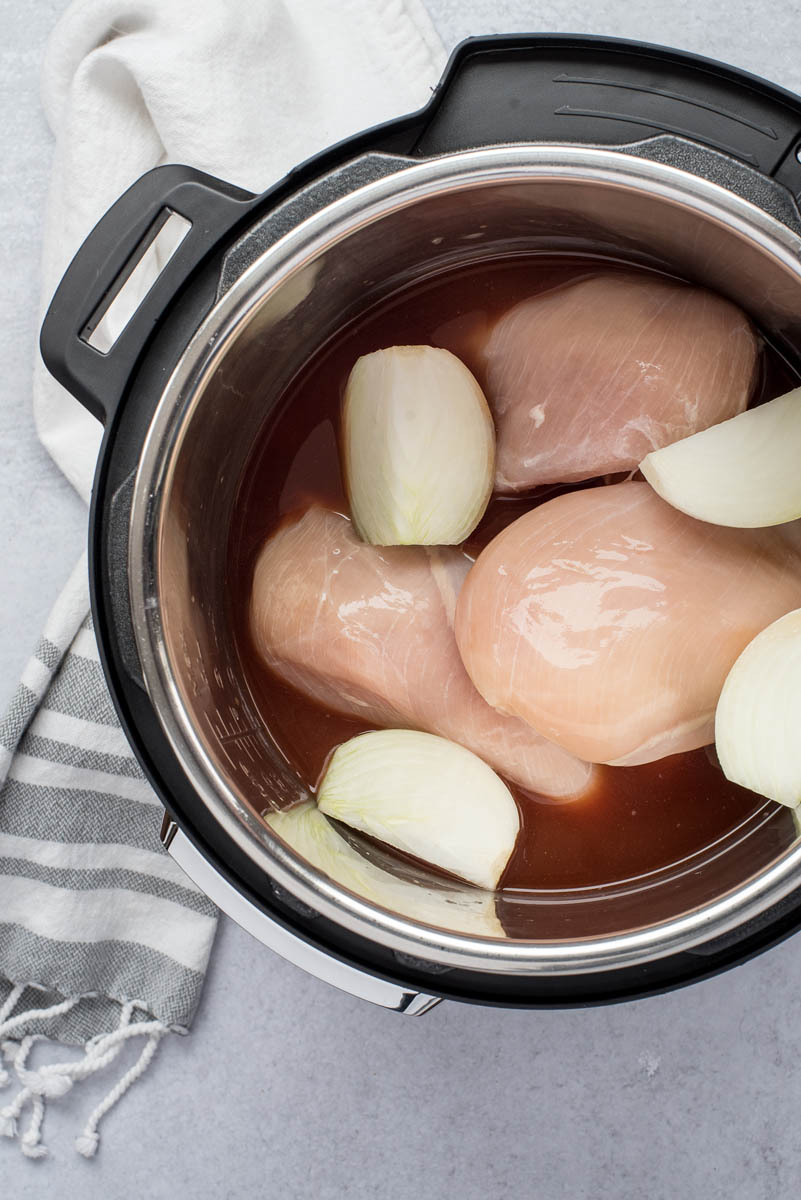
[40,35,801,1008]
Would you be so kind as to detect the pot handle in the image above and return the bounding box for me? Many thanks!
[161,817,441,1015]
[40,165,258,427]
[413,35,801,181]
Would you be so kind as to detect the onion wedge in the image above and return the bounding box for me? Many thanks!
[343,345,495,545]
[317,729,519,890]
[715,608,801,807]
[640,387,801,527]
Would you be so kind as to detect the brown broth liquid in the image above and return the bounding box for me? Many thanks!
[227,254,798,904]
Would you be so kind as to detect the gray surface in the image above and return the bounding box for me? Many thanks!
[3,1,801,1196]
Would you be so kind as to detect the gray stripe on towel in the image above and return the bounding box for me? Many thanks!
[35,636,62,671]
[44,657,120,726]
[0,683,40,751]
[0,778,161,853]
[19,732,141,779]
[0,857,215,915]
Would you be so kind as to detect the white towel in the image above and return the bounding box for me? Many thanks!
[1,0,444,1160]
[35,0,445,502]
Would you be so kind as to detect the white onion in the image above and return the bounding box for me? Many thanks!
[640,387,801,527]
[715,608,801,807]
[266,802,503,936]
[342,345,495,545]
[316,729,519,889]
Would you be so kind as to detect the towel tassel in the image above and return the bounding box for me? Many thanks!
[0,995,168,1158]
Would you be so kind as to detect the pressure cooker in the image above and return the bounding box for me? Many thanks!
[40,35,801,1013]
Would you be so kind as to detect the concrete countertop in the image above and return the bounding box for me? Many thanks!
[2,3,801,1197]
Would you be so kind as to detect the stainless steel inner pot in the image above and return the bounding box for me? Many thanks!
[129,144,801,976]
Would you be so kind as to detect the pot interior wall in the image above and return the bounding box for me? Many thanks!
[155,166,801,945]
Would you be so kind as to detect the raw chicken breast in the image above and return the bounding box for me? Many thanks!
[483,273,758,490]
[251,506,594,798]
[454,482,801,765]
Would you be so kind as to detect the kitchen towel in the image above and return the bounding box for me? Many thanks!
[0,555,219,1159]
[2,0,445,1159]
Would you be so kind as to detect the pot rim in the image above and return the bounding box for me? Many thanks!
[129,143,801,975]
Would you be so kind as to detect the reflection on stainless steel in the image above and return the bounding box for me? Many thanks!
[163,822,441,1014]
[130,145,801,976]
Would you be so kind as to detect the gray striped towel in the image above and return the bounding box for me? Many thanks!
[0,555,218,1158]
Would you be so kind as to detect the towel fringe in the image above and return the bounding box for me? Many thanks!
[0,986,26,1086]
[0,995,168,1158]
[76,1028,163,1158]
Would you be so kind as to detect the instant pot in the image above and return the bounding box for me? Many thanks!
[40,35,801,1013]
